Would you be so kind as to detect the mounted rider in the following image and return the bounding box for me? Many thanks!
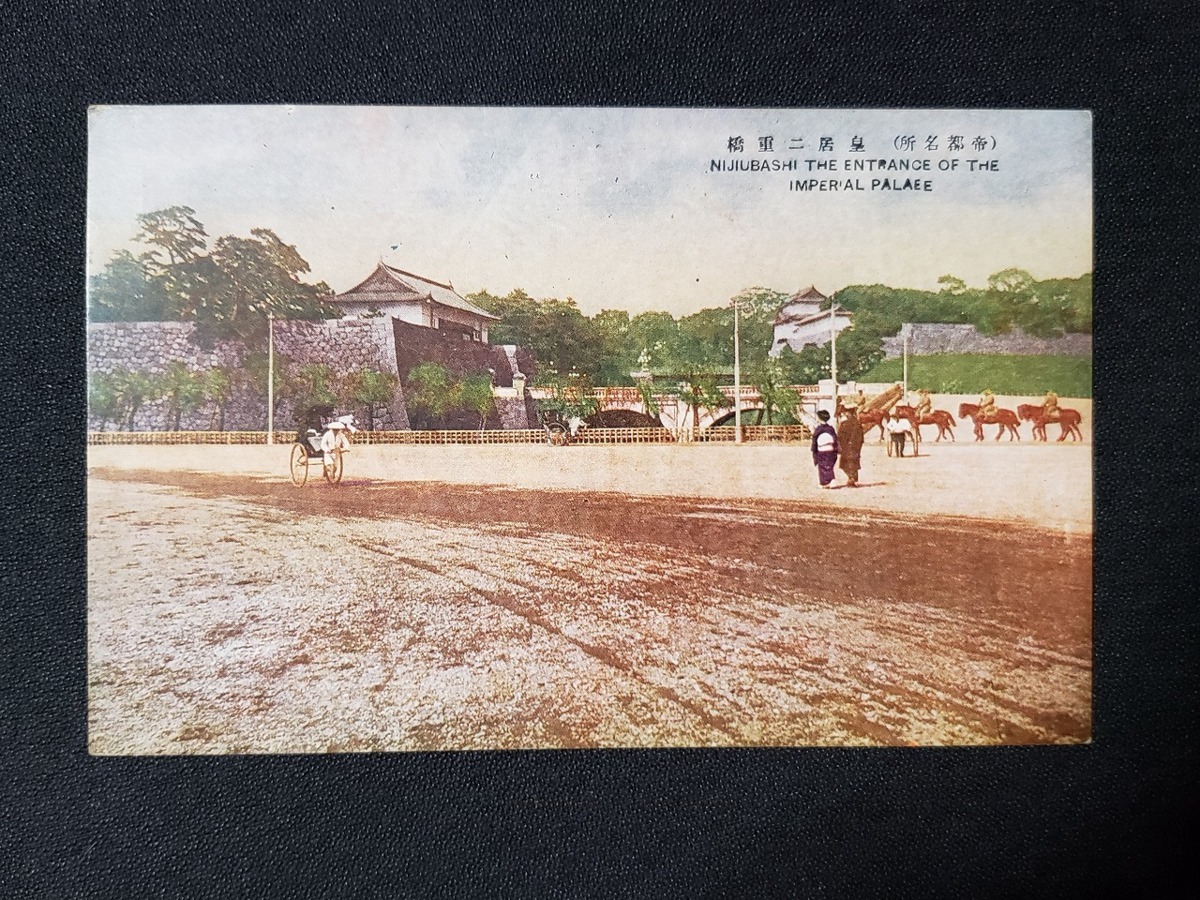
[913,388,932,420]
[977,389,998,420]
[1042,390,1061,422]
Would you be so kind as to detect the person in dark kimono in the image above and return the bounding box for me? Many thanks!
[811,409,839,489]
[837,404,865,486]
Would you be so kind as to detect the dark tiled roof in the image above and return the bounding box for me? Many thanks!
[334,262,499,321]
[788,285,828,302]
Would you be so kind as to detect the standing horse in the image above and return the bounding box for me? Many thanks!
[958,402,1022,441]
[1017,404,1084,442]
[837,403,888,441]
[895,405,956,442]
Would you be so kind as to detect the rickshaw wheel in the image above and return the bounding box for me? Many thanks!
[324,448,344,484]
[547,423,568,447]
[289,443,309,486]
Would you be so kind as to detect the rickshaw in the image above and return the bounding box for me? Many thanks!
[289,405,354,486]
[541,410,587,446]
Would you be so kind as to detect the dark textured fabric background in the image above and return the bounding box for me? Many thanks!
[3,1,1196,896]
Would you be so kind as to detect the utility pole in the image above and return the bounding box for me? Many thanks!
[266,312,275,445]
[902,326,909,401]
[829,301,838,410]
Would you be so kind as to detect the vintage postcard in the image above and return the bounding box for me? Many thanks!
[87,107,1092,753]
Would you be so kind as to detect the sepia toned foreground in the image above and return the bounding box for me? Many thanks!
[88,442,1091,752]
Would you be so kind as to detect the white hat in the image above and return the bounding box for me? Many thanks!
[327,421,347,431]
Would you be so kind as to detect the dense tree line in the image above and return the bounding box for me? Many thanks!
[89,207,337,345]
[468,270,1091,390]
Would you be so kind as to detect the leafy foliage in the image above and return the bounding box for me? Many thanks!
[459,375,496,430]
[406,362,460,427]
[90,207,337,344]
[750,358,802,425]
[88,250,174,322]
[92,368,163,431]
[160,361,205,431]
[535,372,601,422]
[88,373,125,430]
[346,368,397,431]
[202,367,234,431]
[291,363,341,416]
[466,275,1088,393]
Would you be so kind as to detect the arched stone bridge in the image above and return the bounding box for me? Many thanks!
[579,385,824,431]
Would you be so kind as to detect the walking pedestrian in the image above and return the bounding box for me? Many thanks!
[837,403,865,486]
[811,409,839,488]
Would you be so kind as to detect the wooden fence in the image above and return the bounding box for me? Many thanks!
[89,425,810,446]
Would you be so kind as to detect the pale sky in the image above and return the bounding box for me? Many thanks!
[87,107,1092,317]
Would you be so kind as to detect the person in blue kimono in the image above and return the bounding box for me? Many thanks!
[811,409,839,488]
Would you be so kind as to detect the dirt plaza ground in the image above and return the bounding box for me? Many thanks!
[88,436,1092,753]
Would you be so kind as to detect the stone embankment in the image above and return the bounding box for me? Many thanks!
[881,324,1092,358]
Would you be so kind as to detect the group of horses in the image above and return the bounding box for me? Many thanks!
[958,402,1085,442]
[837,401,1085,444]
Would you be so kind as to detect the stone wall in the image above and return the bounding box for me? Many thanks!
[87,322,253,431]
[87,319,410,432]
[881,324,1092,358]
[85,318,545,432]
[272,319,409,431]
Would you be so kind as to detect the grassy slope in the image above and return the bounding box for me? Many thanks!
[860,354,1092,397]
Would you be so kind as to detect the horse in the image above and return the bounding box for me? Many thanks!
[1016,404,1084,442]
[895,405,956,442]
[836,403,888,441]
[958,402,1022,441]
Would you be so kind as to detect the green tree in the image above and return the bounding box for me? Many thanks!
[135,206,208,269]
[635,378,661,418]
[591,308,636,384]
[627,311,680,369]
[346,368,397,431]
[291,363,341,416]
[88,250,173,322]
[468,289,603,379]
[202,366,235,431]
[936,274,968,295]
[751,358,801,425]
[984,267,1035,335]
[458,375,495,430]
[108,369,161,431]
[241,351,291,425]
[160,361,205,431]
[134,206,215,322]
[88,373,124,430]
[116,208,338,345]
[673,372,729,431]
[536,371,601,422]
[726,286,788,369]
[776,344,830,385]
[194,229,337,345]
[406,362,460,428]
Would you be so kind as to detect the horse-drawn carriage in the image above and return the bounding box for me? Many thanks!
[288,405,356,486]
